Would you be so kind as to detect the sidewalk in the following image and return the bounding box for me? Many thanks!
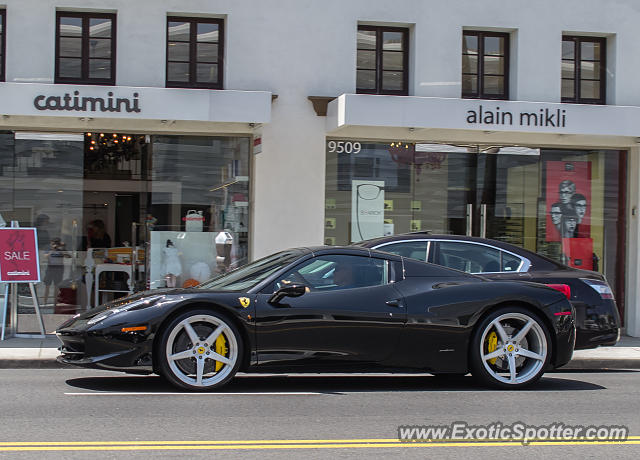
[1,335,639,370]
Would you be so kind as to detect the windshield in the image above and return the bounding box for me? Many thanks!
[197,249,305,292]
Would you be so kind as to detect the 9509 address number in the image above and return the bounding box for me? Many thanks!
[327,141,362,154]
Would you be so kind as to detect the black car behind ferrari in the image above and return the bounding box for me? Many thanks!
[355,233,619,349]
[57,246,575,391]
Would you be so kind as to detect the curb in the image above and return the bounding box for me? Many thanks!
[0,359,71,369]
[561,358,640,370]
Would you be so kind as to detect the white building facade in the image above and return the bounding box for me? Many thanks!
[0,0,639,337]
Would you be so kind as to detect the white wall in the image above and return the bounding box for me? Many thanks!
[3,0,640,273]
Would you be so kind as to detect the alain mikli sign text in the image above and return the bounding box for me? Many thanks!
[466,104,566,128]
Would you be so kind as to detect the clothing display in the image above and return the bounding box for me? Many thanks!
[161,243,182,276]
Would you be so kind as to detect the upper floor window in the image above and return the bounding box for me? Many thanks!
[356,25,409,95]
[55,12,116,85]
[462,31,509,100]
[166,17,224,89]
[0,10,6,82]
[562,36,606,104]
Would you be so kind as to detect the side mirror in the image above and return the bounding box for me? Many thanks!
[268,284,307,305]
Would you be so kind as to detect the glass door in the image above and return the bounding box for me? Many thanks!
[471,148,541,251]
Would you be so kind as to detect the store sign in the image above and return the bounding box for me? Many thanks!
[0,228,41,283]
[327,94,640,138]
[33,90,141,113]
[465,104,567,128]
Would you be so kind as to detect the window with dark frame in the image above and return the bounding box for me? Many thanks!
[166,17,224,89]
[462,31,509,100]
[55,12,116,85]
[0,10,6,82]
[356,25,409,96]
[562,36,606,104]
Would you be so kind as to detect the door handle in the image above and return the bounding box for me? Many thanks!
[386,299,403,308]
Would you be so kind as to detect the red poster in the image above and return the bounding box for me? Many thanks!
[0,228,41,283]
[562,237,594,270]
[545,161,591,242]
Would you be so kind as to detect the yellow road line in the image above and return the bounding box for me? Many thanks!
[0,436,637,445]
[0,439,638,451]
[0,439,401,446]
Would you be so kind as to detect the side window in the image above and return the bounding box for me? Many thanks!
[375,241,428,261]
[501,251,523,272]
[273,255,387,292]
[436,241,501,274]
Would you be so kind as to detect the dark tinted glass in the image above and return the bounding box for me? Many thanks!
[376,241,429,261]
[168,42,190,61]
[59,58,82,78]
[89,38,111,58]
[197,43,219,62]
[357,50,376,69]
[196,63,218,83]
[357,30,376,49]
[89,59,111,79]
[59,17,82,36]
[437,241,501,274]
[89,18,112,38]
[59,37,82,57]
[197,22,219,42]
[167,62,189,81]
[168,21,190,41]
[356,69,376,89]
[276,255,387,291]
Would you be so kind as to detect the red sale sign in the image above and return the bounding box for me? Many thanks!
[0,228,41,283]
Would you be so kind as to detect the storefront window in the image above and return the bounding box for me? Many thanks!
[324,140,625,297]
[0,132,250,333]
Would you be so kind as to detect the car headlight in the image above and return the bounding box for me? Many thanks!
[87,296,162,325]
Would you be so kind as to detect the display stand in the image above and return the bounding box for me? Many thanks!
[0,222,45,340]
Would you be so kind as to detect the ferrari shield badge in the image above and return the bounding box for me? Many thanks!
[239,297,251,308]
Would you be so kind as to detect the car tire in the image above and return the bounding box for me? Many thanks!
[157,309,243,391]
[470,306,551,389]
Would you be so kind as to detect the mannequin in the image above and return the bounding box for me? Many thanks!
[161,239,182,288]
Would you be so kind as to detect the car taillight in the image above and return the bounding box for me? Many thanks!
[580,278,614,299]
[546,284,571,299]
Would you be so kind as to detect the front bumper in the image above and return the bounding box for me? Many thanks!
[57,327,155,374]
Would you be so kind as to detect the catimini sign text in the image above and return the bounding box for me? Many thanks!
[33,90,141,113]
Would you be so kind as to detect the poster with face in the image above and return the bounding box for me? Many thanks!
[545,161,591,242]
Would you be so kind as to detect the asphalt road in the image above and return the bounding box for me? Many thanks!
[1,368,639,459]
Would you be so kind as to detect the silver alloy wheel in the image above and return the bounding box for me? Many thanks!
[164,314,238,388]
[479,312,547,385]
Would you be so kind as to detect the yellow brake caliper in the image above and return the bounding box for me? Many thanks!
[487,331,498,365]
[215,333,228,372]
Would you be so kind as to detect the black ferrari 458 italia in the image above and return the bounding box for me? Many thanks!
[355,233,619,350]
[57,246,575,391]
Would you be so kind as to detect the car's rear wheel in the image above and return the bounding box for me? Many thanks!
[158,309,242,391]
[470,307,551,389]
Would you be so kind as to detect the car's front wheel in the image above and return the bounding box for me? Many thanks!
[158,309,243,391]
[470,307,551,389]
